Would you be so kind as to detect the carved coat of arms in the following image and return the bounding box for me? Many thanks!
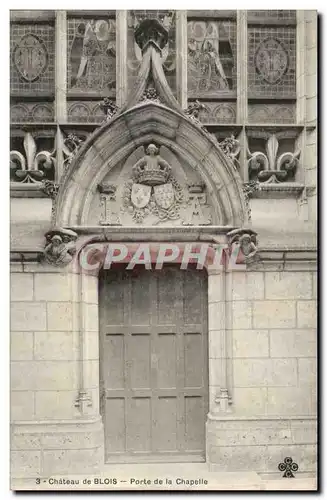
[122,144,184,223]
[153,183,175,209]
[100,144,214,226]
[131,183,152,209]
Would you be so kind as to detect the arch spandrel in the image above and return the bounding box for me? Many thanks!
[54,102,247,229]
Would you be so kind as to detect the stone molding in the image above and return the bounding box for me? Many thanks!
[52,103,247,228]
[207,414,317,422]
[10,222,317,270]
[10,183,49,198]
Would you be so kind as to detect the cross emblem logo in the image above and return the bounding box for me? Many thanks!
[278,457,299,478]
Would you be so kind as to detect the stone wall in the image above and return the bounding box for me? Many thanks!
[10,266,104,480]
[10,264,317,478]
[206,269,317,473]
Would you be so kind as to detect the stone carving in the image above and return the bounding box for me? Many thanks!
[141,87,161,103]
[44,228,78,266]
[135,18,169,52]
[69,19,116,91]
[75,390,92,413]
[255,38,288,84]
[98,182,121,225]
[188,102,236,124]
[183,183,212,226]
[99,97,118,122]
[242,181,260,221]
[63,133,85,168]
[213,388,232,413]
[127,11,176,79]
[248,134,300,183]
[13,33,48,82]
[227,228,258,261]
[10,132,55,183]
[96,143,214,227]
[185,100,207,123]
[41,180,59,199]
[184,102,224,149]
[218,134,240,169]
[121,144,184,224]
[188,20,234,93]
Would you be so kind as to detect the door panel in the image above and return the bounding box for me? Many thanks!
[99,266,208,463]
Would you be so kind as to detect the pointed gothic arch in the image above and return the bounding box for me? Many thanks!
[53,101,247,228]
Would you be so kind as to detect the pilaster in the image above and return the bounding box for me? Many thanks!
[176,10,188,109]
[55,10,67,122]
[116,10,128,107]
[208,270,232,416]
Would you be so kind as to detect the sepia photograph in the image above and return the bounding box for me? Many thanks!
[9,7,318,491]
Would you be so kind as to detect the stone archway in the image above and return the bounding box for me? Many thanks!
[53,102,247,229]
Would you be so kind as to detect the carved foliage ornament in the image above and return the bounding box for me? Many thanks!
[41,180,59,199]
[44,228,78,267]
[248,134,300,183]
[255,38,289,84]
[99,98,118,122]
[141,87,161,103]
[185,100,207,121]
[63,133,85,169]
[242,181,260,222]
[13,33,48,82]
[218,134,240,170]
[10,132,55,183]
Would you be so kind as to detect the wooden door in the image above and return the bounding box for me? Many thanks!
[99,266,208,463]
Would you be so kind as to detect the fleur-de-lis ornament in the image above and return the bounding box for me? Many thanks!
[248,134,300,183]
[10,132,55,183]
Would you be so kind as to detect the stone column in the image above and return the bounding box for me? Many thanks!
[207,268,231,416]
[71,270,100,418]
[55,10,67,122]
[116,10,128,107]
[176,10,188,109]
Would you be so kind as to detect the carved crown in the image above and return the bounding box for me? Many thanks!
[133,163,171,186]
[132,144,171,186]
